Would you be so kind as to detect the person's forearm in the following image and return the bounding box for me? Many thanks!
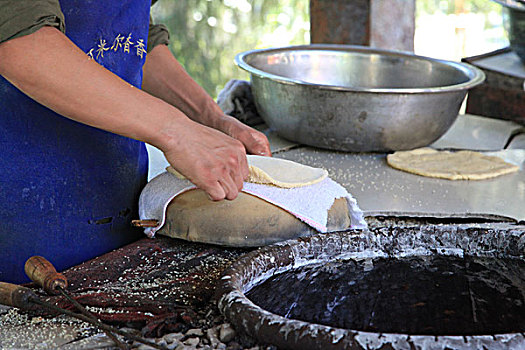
[142,44,272,157]
[0,26,252,201]
[0,27,186,151]
[142,44,224,128]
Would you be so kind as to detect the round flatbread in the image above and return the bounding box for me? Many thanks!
[386,148,519,180]
[246,155,328,187]
[167,155,328,188]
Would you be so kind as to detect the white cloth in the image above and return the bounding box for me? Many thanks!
[139,171,367,238]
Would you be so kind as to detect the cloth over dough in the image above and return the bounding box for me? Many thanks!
[386,148,519,180]
[142,156,367,243]
[167,155,328,188]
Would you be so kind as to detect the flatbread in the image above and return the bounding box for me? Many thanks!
[386,148,519,180]
[166,155,328,188]
[246,155,328,187]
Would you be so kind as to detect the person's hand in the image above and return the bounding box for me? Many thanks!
[160,118,250,201]
[215,115,272,156]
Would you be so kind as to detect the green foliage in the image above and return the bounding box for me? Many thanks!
[151,0,309,98]
[416,0,503,21]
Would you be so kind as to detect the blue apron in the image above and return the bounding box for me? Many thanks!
[0,0,151,283]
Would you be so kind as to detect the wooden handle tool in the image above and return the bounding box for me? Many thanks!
[1,274,166,350]
[131,219,159,227]
[24,256,169,350]
[24,256,131,349]
[24,256,67,295]
[0,282,40,310]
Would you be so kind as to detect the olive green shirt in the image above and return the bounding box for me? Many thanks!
[0,0,169,53]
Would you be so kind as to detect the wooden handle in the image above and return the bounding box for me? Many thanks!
[131,219,159,228]
[25,256,67,295]
[0,282,39,310]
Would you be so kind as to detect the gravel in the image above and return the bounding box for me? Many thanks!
[127,303,273,350]
[218,324,236,343]
[0,304,273,349]
[186,328,204,337]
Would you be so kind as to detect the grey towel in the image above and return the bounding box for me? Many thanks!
[216,79,263,126]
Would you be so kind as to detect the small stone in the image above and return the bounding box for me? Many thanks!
[227,341,242,350]
[166,341,180,350]
[120,327,140,335]
[218,323,236,343]
[156,338,167,346]
[185,328,204,337]
[164,332,184,343]
[133,338,158,350]
[175,344,187,350]
[206,327,220,347]
[133,340,155,349]
[137,344,156,350]
[184,337,200,346]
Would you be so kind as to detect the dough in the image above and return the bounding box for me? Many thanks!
[167,155,328,188]
[159,189,350,247]
[386,148,519,180]
[246,155,328,187]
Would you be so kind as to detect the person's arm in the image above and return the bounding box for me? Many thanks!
[0,26,248,201]
[142,44,271,157]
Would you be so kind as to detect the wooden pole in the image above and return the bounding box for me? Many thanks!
[310,0,370,45]
[310,0,415,52]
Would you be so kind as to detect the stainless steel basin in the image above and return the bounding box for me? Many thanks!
[235,45,485,152]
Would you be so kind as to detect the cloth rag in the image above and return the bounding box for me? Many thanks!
[139,171,367,238]
[216,79,263,126]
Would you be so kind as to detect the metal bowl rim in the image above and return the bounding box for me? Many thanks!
[235,44,486,94]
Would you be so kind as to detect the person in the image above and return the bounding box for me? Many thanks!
[0,1,271,283]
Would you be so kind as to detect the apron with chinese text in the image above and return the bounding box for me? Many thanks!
[0,0,151,283]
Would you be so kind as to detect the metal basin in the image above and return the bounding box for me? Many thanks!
[236,45,485,152]
[492,0,525,63]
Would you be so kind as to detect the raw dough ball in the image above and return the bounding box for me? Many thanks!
[166,155,328,188]
[387,148,519,180]
[158,190,350,247]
